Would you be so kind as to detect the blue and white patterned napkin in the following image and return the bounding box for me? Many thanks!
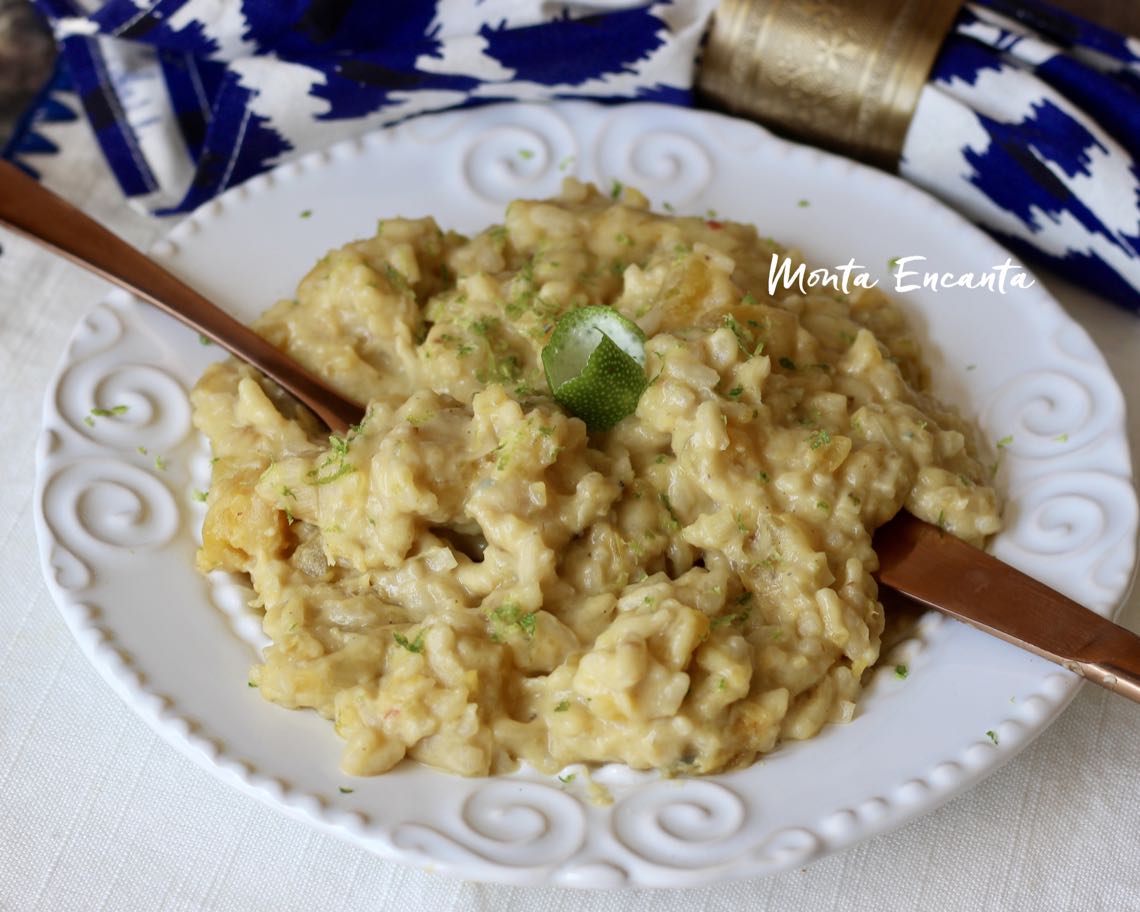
[7,0,1140,313]
[903,1,1140,313]
[12,1,715,214]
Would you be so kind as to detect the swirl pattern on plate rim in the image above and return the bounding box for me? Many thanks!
[33,103,1137,887]
[592,108,715,205]
[392,780,587,868]
[459,108,578,205]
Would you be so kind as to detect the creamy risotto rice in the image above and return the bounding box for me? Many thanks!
[191,179,1001,777]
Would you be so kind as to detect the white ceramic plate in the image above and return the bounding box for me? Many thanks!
[34,102,1138,888]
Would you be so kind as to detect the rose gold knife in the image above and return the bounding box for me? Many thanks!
[874,511,1140,703]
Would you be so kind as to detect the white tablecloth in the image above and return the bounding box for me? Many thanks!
[2,132,1138,912]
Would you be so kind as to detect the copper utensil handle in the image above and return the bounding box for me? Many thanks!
[0,161,363,434]
[875,512,1140,703]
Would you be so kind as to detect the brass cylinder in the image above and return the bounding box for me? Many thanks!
[697,0,963,170]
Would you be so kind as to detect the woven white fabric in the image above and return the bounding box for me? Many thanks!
[1,126,1139,912]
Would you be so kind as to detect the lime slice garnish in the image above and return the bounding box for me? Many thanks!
[542,307,647,431]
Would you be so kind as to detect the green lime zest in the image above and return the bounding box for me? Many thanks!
[541,306,647,431]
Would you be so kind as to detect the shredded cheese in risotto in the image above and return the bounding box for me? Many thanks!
[191,179,1001,777]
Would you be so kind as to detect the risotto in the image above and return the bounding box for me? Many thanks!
[191,179,1001,777]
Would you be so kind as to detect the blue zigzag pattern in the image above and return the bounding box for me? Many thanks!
[2,54,80,179]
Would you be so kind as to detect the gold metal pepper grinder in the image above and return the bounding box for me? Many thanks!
[697,0,964,171]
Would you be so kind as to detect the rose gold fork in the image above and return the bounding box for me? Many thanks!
[0,160,364,433]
